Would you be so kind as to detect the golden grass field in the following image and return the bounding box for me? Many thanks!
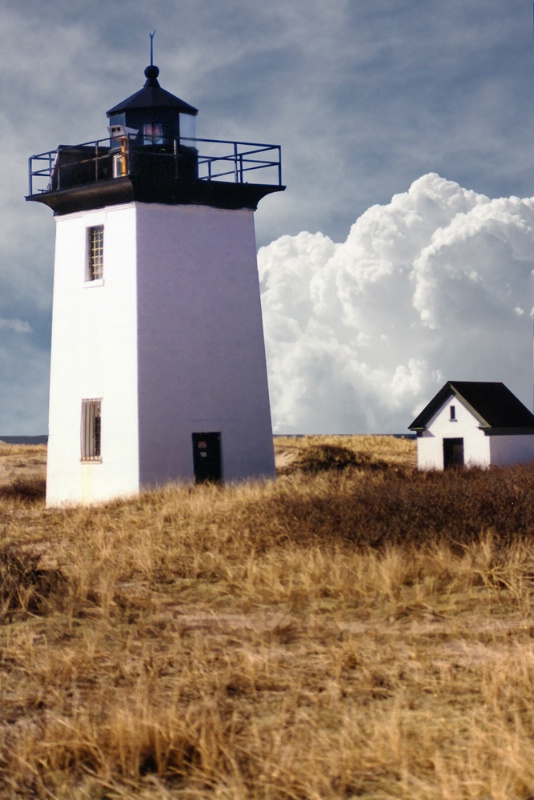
[2,436,534,798]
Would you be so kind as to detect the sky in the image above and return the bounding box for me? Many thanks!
[1,0,534,434]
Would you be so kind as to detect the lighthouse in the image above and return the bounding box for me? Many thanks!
[27,60,284,506]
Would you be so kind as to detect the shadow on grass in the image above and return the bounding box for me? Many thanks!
[0,477,46,503]
[281,443,389,475]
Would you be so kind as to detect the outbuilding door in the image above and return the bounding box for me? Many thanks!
[192,432,222,484]
[443,437,464,469]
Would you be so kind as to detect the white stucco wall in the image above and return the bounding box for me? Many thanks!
[416,398,490,469]
[135,202,275,487]
[47,205,139,505]
[489,435,534,466]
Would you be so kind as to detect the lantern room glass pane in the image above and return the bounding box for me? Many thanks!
[143,123,164,145]
[179,113,196,143]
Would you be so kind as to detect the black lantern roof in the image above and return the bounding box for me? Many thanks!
[106,65,198,117]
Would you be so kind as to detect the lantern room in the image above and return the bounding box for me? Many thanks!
[27,64,284,215]
[107,64,198,148]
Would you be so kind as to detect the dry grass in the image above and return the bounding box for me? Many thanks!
[2,436,534,798]
[0,442,46,493]
[274,434,415,472]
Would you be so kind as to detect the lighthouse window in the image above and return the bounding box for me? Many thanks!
[143,123,164,145]
[81,399,102,461]
[86,225,104,281]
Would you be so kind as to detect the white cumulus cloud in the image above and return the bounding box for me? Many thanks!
[259,173,534,433]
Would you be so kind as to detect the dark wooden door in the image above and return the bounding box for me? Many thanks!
[192,432,222,484]
[443,437,464,469]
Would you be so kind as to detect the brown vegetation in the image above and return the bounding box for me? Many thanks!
[0,442,46,491]
[2,436,534,798]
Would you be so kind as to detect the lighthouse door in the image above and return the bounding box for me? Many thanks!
[192,432,222,484]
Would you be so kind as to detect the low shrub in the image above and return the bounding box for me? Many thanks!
[283,442,388,474]
[0,544,66,621]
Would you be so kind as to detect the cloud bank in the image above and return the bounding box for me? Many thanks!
[259,173,534,433]
[1,2,533,434]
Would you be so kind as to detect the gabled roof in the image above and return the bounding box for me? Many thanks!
[409,381,534,431]
[106,65,198,117]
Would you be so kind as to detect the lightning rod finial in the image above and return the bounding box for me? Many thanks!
[149,30,156,66]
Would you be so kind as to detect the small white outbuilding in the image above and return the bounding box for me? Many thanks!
[408,381,534,470]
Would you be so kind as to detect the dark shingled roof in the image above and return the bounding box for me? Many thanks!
[409,381,534,431]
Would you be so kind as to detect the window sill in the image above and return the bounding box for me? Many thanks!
[80,458,102,464]
[84,279,104,289]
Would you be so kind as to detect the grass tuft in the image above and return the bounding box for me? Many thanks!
[0,544,66,621]
[282,441,388,474]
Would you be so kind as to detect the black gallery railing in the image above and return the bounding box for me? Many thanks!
[28,135,283,196]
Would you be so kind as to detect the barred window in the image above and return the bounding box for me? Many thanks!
[81,399,102,461]
[86,225,104,281]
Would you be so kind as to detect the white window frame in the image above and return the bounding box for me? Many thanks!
[81,399,102,462]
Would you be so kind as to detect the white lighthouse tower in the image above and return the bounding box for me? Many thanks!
[27,60,284,506]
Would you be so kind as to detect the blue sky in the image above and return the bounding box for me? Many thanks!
[1,0,534,433]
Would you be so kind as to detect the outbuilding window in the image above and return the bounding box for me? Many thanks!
[81,399,102,461]
[86,225,104,281]
[449,405,456,421]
